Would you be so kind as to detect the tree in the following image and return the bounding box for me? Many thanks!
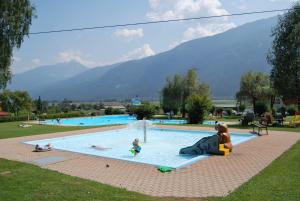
[0,1,35,88]
[0,90,32,115]
[254,102,268,116]
[133,103,156,120]
[33,96,48,114]
[160,68,210,118]
[104,107,113,115]
[181,69,210,118]
[186,94,212,124]
[59,98,72,113]
[160,74,182,115]
[268,3,300,110]
[236,71,272,114]
[36,96,42,114]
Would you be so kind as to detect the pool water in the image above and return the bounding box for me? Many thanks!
[45,115,137,126]
[25,128,255,169]
[43,115,221,126]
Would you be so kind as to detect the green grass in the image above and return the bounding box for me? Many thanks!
[0,158,161,201]
[0,121,107,139]
[207,140,300,201]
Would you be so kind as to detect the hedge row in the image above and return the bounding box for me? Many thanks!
[0,112,86,123]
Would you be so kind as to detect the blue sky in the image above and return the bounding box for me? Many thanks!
[12,0,298,73]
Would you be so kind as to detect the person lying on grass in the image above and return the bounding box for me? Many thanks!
[34,143,52,152]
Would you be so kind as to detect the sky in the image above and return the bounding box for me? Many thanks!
[11,0,299,74]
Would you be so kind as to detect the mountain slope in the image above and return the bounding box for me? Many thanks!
[9,61,88,92]
[27,17,278,100]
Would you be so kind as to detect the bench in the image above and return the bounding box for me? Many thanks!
[252,123,268,136]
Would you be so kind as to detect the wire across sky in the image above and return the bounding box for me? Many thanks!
[29,8,295,35]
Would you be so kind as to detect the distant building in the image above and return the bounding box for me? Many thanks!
[103,102,126,111]
[0,111,9,117]
[213,100,237,109]
[0,105,9,117]
[131,96,141,106]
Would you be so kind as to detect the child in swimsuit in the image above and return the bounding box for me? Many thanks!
[131,138,141,156]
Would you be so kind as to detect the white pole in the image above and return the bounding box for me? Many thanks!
[143,120,147,143]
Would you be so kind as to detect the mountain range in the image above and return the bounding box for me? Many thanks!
[9,17,278,101]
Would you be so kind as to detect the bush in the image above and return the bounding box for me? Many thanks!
[254,102,268,116]
[39,112,85,120]
[133,103,156,120]
[216,108,223,116]
[241,112,255,126]
[286,105,297,116]
[278,106,286,117]
[0,111,85,123]
[104,107,113,115]
[0,115,30,122]
[226,109,232,116]
[111,109,125,115]
[209,106,216,114]
[186,94,212,124]
[238,104,246,112]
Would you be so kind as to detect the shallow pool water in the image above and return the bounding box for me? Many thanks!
[25,128,255,169]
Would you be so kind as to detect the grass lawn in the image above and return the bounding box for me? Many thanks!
[207,140,300,201]
[0,121,108,139]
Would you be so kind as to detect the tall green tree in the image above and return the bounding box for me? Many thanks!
[236,71,272,114]
[160,74,182,115]
[36,96,42,114]
[181,69,210,117]
[0,0,35,89]
[268,3,300,109]
[160,68,210,118]
[34,96,48,114]
[0,90,32,115]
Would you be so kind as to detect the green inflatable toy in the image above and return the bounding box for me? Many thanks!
[157,166,173,173]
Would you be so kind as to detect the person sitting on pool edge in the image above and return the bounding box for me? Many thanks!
[130,138,141,156]
[215,124,233,152]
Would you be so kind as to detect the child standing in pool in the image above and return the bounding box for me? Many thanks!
[131,138,141,156]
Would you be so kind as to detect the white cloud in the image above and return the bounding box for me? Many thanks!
[146,0,229,21]
[119,44,155,61]
[147,0,236,48]
[31,58,41,66]
[183,22,236,41]
[58,50,97,67]
[149,0,160,9]
[57,45,155,68]
[114,28,144,39]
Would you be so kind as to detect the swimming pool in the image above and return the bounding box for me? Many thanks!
[25,128,255,169]
[43,115,222,126]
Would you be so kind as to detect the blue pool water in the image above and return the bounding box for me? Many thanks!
[43,115,221,126]
[25,128,255,169]
[45,115,137,126]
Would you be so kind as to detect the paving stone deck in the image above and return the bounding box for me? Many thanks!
[0,125,299,197]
